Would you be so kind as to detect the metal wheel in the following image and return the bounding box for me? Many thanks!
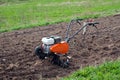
[60,59,69,68]
[51,54,69,68]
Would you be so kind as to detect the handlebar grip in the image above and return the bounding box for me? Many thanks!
[76,18,83,21]
[87,22,99,26]
[94,22,99,24]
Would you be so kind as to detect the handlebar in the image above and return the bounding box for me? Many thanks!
[65,18,99,42]
[86,22,99,26]
[65,18,83,39]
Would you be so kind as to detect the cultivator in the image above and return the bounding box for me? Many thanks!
[35,18,99,68]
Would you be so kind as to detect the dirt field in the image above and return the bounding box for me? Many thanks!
[0,14,120,80]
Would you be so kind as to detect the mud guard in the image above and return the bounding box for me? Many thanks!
[50,41,69,54]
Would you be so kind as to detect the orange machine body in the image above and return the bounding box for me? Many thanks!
[50,41,69,54]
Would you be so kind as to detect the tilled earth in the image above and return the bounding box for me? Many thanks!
[0,14,120,80]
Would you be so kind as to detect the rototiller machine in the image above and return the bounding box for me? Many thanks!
[35,18,99,68]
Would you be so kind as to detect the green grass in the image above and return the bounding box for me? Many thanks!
[0,0,120,32]
[62,60,120,80]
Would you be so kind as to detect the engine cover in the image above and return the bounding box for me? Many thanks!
[41,37,54,45]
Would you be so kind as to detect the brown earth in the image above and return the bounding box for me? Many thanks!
[0,14,120,80]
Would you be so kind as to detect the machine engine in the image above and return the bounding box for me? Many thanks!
[41,36,62,55]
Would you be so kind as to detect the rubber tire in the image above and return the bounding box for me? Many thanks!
[35,46,46,59]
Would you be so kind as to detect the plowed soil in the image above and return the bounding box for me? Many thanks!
[0,14,120,80]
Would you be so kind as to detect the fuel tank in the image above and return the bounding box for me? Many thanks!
[41,37,54,45]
